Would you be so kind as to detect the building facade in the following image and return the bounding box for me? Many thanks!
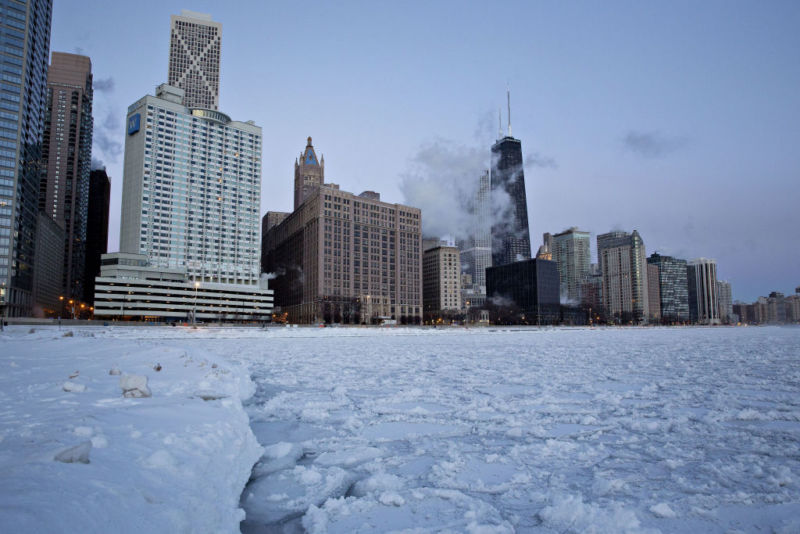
[647,263,661,322]
[646,253,689,323]
[84,167,110,304]
[294,136,324,210]
[120,84,262,286]
[263,183,422,324]
[422,245,461,320]
[597,230,649,323]
[551,227,590,304]
[687,258,720,325]
[490,135,530,266]
[486,258,560,325]
[0,0,52,317]
[168,10,221,110]
[31,210,62,315]
[40,52,92,300]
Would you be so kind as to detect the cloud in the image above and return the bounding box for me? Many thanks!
[623,130,687,158]
[90,157,105,170]
[92,110,122,163]
[93,77,114,93]
[525,152,557,169]
[400,138,486,240]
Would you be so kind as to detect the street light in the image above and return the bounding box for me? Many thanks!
[193,281,200,325]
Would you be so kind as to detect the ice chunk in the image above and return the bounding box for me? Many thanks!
[120,374,151,398]
[315,446,383,467]
[242,465,355,526]
[54,441,92,464]
[62,381,86,393]
[650,502,677,518]
[109,366,121,376]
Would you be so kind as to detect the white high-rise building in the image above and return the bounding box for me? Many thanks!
[120,84,262,285]
[168,10,221,110]
[687,258,720,325]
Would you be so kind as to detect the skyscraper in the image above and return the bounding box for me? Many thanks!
[40,52,93,301]
[716,279,732,324]
[459,169,491,304]
[597,230,649,323]
[84,168,110,304]
[687,258,720,325]
[0,0,52,317]
[120,84,262,285]
[168,10,221,110]
[551,227,591,303]
[294,136,324,210]
[490,95,530,266]
[647,252,689,323]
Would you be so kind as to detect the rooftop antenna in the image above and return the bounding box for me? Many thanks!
[498,107,502,140]
[507,87,512,137]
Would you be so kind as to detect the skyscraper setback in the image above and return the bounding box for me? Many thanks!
[490,95,531,267]
[0,0,52,317]
[40,52,93,301]
[168,10,221,110]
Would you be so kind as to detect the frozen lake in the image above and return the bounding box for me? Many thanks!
[231,326,800,533]
[1,325,798,533]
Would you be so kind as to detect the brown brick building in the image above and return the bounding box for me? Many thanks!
[263,183,422,324]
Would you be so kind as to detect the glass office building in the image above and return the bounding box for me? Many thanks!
[0,0,52,316]
[647,252,689,323]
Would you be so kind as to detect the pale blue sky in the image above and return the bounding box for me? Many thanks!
[52,0,800,301]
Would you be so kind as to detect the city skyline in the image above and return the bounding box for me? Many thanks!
[49,1,800,301]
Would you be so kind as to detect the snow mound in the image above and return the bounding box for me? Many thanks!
[119,374,151,398]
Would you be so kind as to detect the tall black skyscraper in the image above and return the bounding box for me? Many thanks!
[490,93,531,266]
[0,0,53,317]
[84,168,110,304]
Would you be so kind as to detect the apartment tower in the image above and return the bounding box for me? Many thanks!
[597,230,649,323]
[40,52,93,301]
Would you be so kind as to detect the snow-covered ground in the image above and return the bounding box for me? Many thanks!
[2,325,799,533]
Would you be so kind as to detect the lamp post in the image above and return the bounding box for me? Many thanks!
[68,299,75,319]
[193,281,200,325]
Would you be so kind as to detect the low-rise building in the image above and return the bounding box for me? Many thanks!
[94,253,273,322]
